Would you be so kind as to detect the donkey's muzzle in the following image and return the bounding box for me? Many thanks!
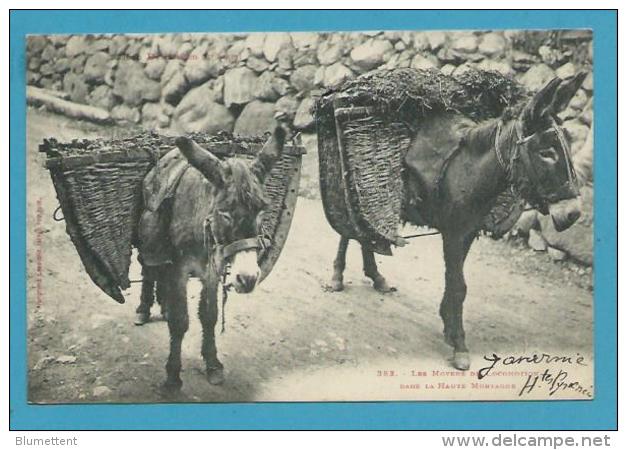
[548,197,582,232]
[234,273,259,294]
[228,249,261,294]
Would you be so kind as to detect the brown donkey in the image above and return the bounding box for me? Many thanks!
[329,73,587,370]
[137,123,287,391]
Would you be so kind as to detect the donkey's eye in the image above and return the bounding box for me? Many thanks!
[217,211,233,223]
[538,147,558,163]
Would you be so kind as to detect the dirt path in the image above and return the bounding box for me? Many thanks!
[26,109,593,403]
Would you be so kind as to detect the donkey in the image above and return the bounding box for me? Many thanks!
[136,122,287,390]
[328,73,587,370]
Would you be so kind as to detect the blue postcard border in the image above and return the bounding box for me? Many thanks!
[9,9,617,430]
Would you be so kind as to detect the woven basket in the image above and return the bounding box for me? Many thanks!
[42,133,305,303]
[317,94,412,255]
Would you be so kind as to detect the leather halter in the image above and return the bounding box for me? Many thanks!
[204,217,271,272]
[493,117,578,210]
[222,236,271,260]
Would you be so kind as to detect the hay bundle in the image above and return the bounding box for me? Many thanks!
[317,67,528,127]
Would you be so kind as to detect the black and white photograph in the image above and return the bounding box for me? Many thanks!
[25,27,595,403]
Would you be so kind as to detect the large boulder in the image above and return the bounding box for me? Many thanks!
[111,104,141,124]
[88,85,117,110]
[263,33,292,62]
[162,71,189,106]
[63,72,89,104]
[350,39,393,70]
[476,59,515,77]
[54,58,70,75]
[69,54,87,74]
[317,41,343,66]
[519,64,557,91]
[246,56,270,73]
[323,63,354,88]
[184,44,222,85]
[410,54,439,70]
[27,35,48,55]
[276,46,295,71]
[108,35,129,56]
[450,34,478,53]
[426,31,448,50]
[160,60,183,87]
[83,52,111,84]
[562,120,590,154]
[65,35,92,57]
[537,187,593,265]
[478,32,507,56]
[293,97,316,130]
[290,32,319,49]
[293,49,318,67]
[223,67,258,107]
[275,95,300,121]
[289,65,317,92]
[113,60,161,107]
[574,125,593,185]
[244,33,266,57]
[141,102,170,129]
[233,100,276,136]
[144,58,167,80]
[172,85,235,133]
[253,71,281,101]
[154,34,184,57]
[556,62,577,79]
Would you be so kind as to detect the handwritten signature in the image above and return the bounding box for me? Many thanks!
[477,352,592,398]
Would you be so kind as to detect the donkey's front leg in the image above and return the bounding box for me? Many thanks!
[330,236,349,291]
[162,265,189,391]
[361,246,395,293]
[439,232,474,370]
[199,279,224,385]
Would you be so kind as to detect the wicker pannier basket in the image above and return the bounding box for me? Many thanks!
[42,133,305,303]
[317,93,412,255]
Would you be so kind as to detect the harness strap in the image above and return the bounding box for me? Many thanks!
[494,121,509,175]
[222,237,271,260]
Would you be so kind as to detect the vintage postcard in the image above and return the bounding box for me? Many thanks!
[24,26,596,406]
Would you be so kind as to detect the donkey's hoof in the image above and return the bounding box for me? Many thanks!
[134,312,150,326]
[373,277,396,293]
[206,367,225,385]
[453,352,471,371]
[329,278,344,292]
[161,378,183,393]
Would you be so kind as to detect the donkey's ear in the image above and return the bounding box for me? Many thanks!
[251,121,287,183]
[547,71,588,114]
[522,77,562,128]
[175,137,225,187]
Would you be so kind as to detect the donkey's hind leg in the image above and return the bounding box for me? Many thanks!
[198,280,224,385]
[134,265,158,325]
[362,246,395,293]
[330,236,349,291]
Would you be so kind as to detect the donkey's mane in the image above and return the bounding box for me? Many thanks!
[462,118,519,156]
[221,158,268,210]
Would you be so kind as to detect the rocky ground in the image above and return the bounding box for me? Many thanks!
[26,109,593,404]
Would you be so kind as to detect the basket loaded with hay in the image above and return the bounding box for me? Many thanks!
[41,132,306,303]
[315,68,529,254]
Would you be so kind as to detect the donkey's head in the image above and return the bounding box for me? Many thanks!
[511,71,587,231]
[175,123,287,293]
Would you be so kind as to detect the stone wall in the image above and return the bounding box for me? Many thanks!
[26,30,593,137]
[26,29,595,265]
